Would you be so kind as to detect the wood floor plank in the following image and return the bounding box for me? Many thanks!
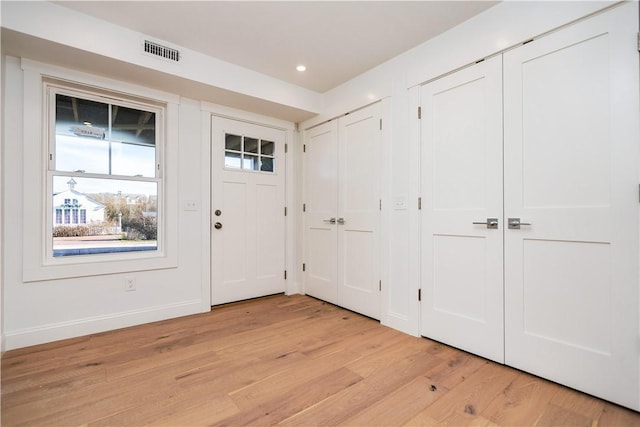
[405,362,519,426]
[219,367,363,426]
[533,403,593,427]
[342,375,449,426]
[2,294,640,427]
[481,370,562,426]
[279,347,445,426]
[228,349,361,410]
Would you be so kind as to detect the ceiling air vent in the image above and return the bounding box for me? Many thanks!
[144,40,180,62]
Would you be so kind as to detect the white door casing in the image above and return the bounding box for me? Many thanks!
[420,55,505,363]
[503,3,639,410]
[211,116,286,305]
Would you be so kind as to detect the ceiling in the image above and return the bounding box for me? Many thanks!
[52,1,498,93]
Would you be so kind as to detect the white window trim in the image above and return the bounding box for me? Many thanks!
[21,59,179,282]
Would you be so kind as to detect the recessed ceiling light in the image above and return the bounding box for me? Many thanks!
[296,65,307,72]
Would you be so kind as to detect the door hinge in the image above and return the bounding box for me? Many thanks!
[49,153,53,161]
[418,197,422,210]
[418,288,422,301]
[379,119,382,130]
[302,263,306,272]
[285,143,288,153]
[284,206,287,216]
[284,270,287,280]
[303,144,306,153]
[379,280,382,291]
[379,199,382,211]
[418,106,422,119]
[637,32,640,51]
[303,203,306,212]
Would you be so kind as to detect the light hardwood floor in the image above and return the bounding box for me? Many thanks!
[2,294,639,426]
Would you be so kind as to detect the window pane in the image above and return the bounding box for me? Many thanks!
[55,95,157,178]
[260,157,274,172]
[55,94,110,174]
[52,176,158,257]
[244,154,259,171]
[261,140,275,155]
[111,142,156,177]
[225,134,242,151]
[245,137,259,154]
[225,151,242,169]
[111,105,156,177]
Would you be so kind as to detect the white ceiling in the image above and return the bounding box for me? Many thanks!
[53,1,498,93]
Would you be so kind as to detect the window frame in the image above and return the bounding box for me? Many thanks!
[45,83,164,263]
[224,132,278,173]
[21,61,179,282]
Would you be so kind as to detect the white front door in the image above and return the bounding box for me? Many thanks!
[420,55,504,363]
[304,103,382,319]
[338,105,382,319]
[211,117,286,305]
[503,3,639,409]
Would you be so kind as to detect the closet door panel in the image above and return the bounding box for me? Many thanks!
[420,55,504,363]
[338,103,382,320]
[303,121,339,304]
[504,2,639,410]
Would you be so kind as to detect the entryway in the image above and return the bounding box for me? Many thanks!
[211,116,286,305]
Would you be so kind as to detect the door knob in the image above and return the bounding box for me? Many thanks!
[472,218,499,229]
[323,218,337,224]
[337,217,346,224]
[214,209,222,216]
[214,222,222,229]
[508,218,531,229]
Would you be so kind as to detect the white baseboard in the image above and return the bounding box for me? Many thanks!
[3,300,203,351]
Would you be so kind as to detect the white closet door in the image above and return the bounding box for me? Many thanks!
[211,117,286,305]
[338,104,382,319]
[303,120,339,304]
[504,3,639,410]
[420,56,504,363]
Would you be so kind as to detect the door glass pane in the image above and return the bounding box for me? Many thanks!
[260,157,274,172]
[261,140,275,155]
[244,154,259,171]
[245,137,259,154]
[225,151,242,169]
[225,133,242,151]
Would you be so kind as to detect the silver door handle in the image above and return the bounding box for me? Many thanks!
[472,218,498,229]
[508,218,531,229]
[323,217,336,224]
[337,217,345,224]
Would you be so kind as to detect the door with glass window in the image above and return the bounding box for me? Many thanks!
[211,117,286,305]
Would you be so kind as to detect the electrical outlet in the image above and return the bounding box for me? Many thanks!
[124,277,136,292]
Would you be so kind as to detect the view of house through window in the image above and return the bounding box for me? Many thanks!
[51,89,161,257]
